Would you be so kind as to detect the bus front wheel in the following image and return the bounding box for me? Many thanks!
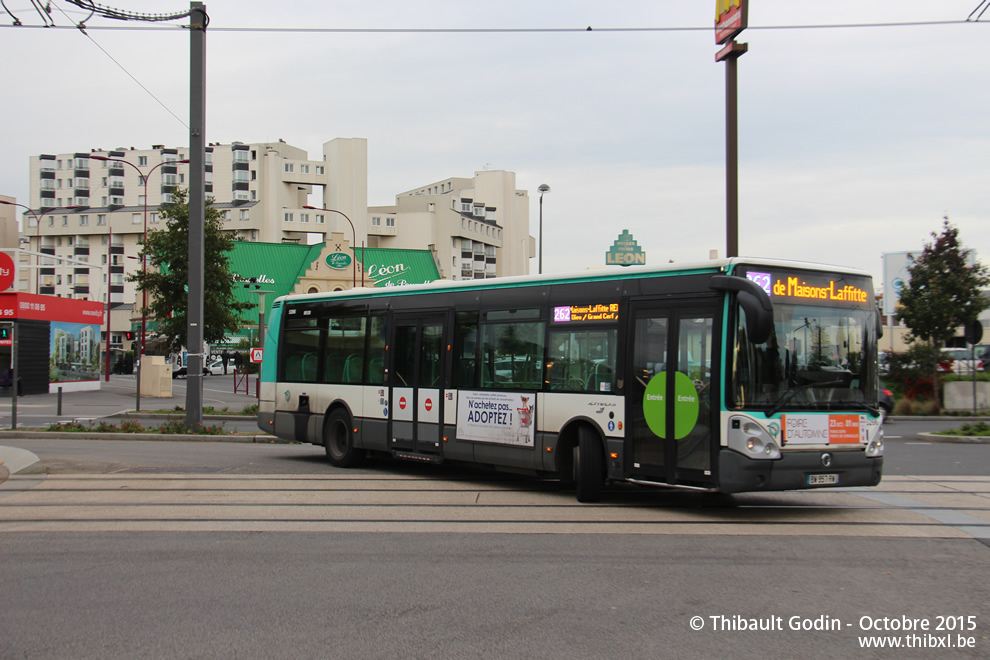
[574,426,604,503]
[324,410,366,468]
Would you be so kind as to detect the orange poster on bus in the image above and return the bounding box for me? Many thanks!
[828,415,862,444]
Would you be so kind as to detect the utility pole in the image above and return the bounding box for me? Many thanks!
[186,1,207,430]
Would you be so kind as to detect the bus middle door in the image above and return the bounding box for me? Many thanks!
[389,314,445,459]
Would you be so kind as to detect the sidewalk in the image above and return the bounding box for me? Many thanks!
[0,374,259,427]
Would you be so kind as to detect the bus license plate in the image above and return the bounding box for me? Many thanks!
[808,474,839,486]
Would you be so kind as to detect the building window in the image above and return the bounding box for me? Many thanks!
[240,209,249,220]
[138,195,146,206]
[224,210,232,220]
[150,213,158,224]
[97,214,106,225]
[300,164,309,174]
[62,216,68,226]
[284,213,293,222]
[161,193,172,204]
[371,216,381,226]
[300,213,310,224]
[233,150,249,163]
[315,166,324,175]
[461,201,471,212]
[79,215,88,226]
[284,163,294,173]
[386,217,395,227]
[316,214,324,224]
[138,156,148,166]
[132,213,141,224]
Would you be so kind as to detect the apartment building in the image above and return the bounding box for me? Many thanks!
[370,169,533,281]
[19,137,533,301]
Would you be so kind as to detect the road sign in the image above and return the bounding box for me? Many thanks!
[250,348,263,363]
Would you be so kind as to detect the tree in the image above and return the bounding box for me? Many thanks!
[896,218,990,347]
[130,188,254,354]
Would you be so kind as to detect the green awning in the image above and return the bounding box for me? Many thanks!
[354,247,440,287]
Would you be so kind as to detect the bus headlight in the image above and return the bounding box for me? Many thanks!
[728,416,781,460]
[865,428,884,457]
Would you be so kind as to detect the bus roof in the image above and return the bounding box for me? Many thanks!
[276,256,873,304]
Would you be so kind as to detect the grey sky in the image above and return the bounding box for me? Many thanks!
[1,1,987,288]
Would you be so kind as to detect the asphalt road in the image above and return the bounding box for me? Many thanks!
[1,437,988,658]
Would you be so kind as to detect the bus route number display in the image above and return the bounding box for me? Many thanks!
[553,303,619,323]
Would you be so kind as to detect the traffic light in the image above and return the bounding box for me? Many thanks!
[125,331,134,340]
[0,324,10,341]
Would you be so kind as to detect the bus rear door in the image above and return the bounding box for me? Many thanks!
[389,313,446,459]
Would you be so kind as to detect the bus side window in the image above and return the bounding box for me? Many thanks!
[453,312,478,389]
[281,318,321,383]
[480,320,545,390]
[549,328,617,393]
[366,315,387,385]
[325,315,367,384]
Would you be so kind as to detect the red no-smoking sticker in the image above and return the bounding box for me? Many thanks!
[424,398,433,412]
[398,397,407,410]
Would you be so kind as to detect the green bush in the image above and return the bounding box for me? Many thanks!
[936,421,990,436]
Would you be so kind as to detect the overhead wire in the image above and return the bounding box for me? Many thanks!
[0,18,986,33]
[49,0,189,129]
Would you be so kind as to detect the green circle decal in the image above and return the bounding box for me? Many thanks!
[642,371,700,440]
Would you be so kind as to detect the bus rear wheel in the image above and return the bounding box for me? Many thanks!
[324,410,365,468]
[574,426,604,503]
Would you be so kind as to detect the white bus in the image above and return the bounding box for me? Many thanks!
[257,258,884,502]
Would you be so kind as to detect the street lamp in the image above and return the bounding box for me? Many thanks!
[537,183,550,275]
[90,155,190,408]
[303,205,358,288]
[0,200,80,293]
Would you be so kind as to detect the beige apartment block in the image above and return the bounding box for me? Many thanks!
[19,137,533,304]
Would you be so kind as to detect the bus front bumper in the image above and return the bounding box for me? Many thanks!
[718,447,883,494]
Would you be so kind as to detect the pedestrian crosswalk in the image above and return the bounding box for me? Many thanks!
[2,471,989,537]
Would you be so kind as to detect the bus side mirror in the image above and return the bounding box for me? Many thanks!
[737,291,773,345]
[709,275,774,345]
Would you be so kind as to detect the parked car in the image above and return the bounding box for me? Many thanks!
[938,347,984,375]
[205,357,225,375]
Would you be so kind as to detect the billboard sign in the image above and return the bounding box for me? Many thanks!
[715,0,748,45]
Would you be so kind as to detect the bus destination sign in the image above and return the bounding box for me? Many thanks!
[745,271,870,305]
[553,303,619,323]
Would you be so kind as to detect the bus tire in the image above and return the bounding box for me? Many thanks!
[574,426,604,503]
[324,409,365,468]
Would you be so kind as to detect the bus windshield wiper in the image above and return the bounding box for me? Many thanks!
[765,379,845,418]
[837,400,880,416]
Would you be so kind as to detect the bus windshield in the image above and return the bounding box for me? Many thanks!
[730,269,879,415]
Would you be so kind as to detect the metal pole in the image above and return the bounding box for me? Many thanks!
[725,51,739,259]
[10,324,17,429]
[186,1,207,430]
[105,227,113,382]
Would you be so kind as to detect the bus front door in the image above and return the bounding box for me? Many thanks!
[389,314,445,458]
[626,304,718,488]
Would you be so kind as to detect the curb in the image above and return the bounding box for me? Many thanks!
[0,431,288,444]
